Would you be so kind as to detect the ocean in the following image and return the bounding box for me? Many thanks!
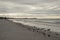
[9,18,60,33]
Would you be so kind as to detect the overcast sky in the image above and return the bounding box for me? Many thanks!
[0,0,60,18]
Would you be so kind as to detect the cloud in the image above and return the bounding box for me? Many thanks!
[0,0,60,18]
[0,1,36,13]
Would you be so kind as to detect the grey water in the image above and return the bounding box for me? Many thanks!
[9,18,60,32]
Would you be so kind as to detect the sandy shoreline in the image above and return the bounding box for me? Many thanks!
[7,19,60,40]
[0,19,60,40]
[8,19,60,32]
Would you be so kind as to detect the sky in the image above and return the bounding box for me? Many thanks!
[0,0,60,18]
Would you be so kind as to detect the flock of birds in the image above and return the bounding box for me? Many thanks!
[24,25,60,38]
[27,26,51,37]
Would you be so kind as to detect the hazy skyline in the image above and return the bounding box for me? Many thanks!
[0,0,60,18]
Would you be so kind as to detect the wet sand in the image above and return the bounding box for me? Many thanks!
[0,19,60,40]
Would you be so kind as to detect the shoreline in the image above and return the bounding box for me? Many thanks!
[8,19,60,38]
[8,19,60,33]
[0,19,60,40]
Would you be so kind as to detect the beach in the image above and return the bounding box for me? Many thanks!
[0,19,60,40]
